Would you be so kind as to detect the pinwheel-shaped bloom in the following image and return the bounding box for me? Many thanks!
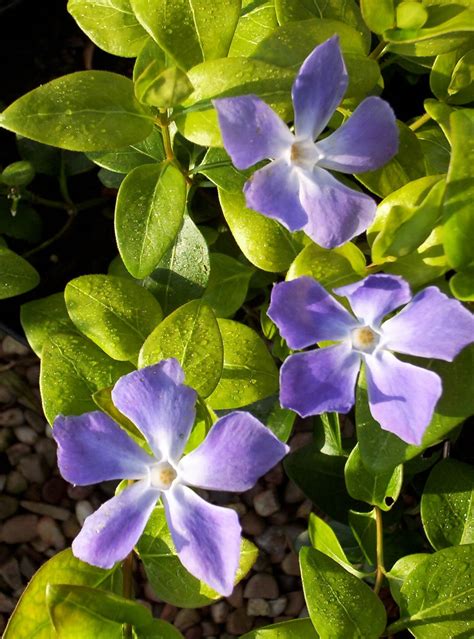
[53,359,288,595]
[268,274,474,445]
[213,36,398,249]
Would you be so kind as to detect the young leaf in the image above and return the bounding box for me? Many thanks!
[115,162,187,279]
[135,63,194,108]
[207,318,278,409]
[450,266,474,301]
[0,71,154,151]
[229,1,278,58]
[241,618,319,638]
[20,292,77,357]
[308,513,365,578]
[0,247,39,300]
[386,553,430,606]
[203,253,253,318]
[87,127,165,174]
[348,509,377,565]
[360,0,395,34]
[300,547,387,639]
[65,274,163,363]
[139,299,223,397]
[421,458,474,550]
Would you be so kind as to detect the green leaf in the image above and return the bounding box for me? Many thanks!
[386,554,429,606]
[68,0,148,57]
[136,619,184,639]
[369,175,445,263]
[308,513,364,578]
[396,1,428,30]
[131,0,241,69]
[287,241,366,288]
[92,385,146,446]
[0,71,154,151]
[241,618,319,639]
[300,547,386,639]
[137,504,257,607]
[139,299,223,397]
[0,246,39,300]
[115,162,187,279]
[197,147,251,192]
[207,318,278,409]
[442,108,474,270]
[313,413,344,456]
[218,188,299,272]
[65,274,163,363]
[1,160,35,186]
[276,0,370,52]
[348,509,377,565]
[20,292,77,357]
[3,549,121,639]
[424,98,455,143]
[388,544,474,637]
[144,215,210,315]
[421,459,474,550]
[431,46,474,105]
[416,124,450,175]
[0,200,42,243]
[203,253,253,318]
[229,1,279,57]
[450,266,474,301]
[356,122,426,198]
[176,57,294,146]
[40,332,133,424]
[87,127,165,173]
[360,0,394,34]
[135,63,194,108]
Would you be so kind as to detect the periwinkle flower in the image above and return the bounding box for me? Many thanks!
[268,274,474,445]
[53,359,288,595]
[213,36,399,249]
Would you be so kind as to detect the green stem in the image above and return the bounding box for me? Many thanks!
[369,40,389,61]
[22,211,77,258]
[59,156,74,208]
[24,192,70,211]
[374,506,385,596]
[409,112,432,132]
[158,112,193,186]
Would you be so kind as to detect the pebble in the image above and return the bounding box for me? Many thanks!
[160,603,178,622]
[62,516,81,539]
[25,366,40,387]
[0,514,38,543]
[0,429,13,452]
[253,489,280,517]
[5,470,27,494]
[24,409,45,434]
[201,621,219,636]
[185,626,202,639]
[6,443,30,465]
[0,496,18,520]
[296,499,312,519]
[284,591,305,616]
[37,516,66,549]
[14,427,38,446]
[0,408,23,427]
[20,501,70,521]
[284,481,305,504]
[0,385,13,404]
[34,439,56,467]
[174,609,201,631]
[241,511,265,537]
[268,596,288,617]
[67,485,94,500]
[0,475,5,491]
[18,454,48,483]
[244,574,279,599]
[210,600,230,624]
[143,581,162,603]
[75,500,94,526]
[263,464,284,486]
[2,336,29,356]
[225,608,252,635]
[226,583,243,609]
[255,526,287,556]
[0,592,15,614]
[289,432,313,452]
[247,598,270,616]
[0,557,22,590]
[41,477,67,504]
[19,554,37,579]
[281,553,300,576]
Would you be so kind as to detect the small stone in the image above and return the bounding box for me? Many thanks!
[201,621,219,636]
[241,511,265,536]
[244,574,279,600]
[288,432,312,452]
[0,385,13,404]
[0,496,18,520]
[174,609,200,631]
[226,502,247,516]
[0,476,5,491]
[296,499,312,519]
[6,442,30,465]
[18,454,48,483]
[0,514,38,543]
[185,625,202,639]
[277,575,298,593]
[210,600,230,624]
[143,581,162,603]
[5,470,27,494]
[160,603,178,622]
[26,365,40,387]
[75,500,94,526]
[67,484,94,500]
[226,583,243,609]
[37,516,66,549]
[0,557,22,589]
[62,516,81,539]
[263,463,284,485]
[253,552,271,573]
[284,481,305,504]
[20,501,70,521]
[0,429,13,452]
[14,426,38,445]
[0,408,23,427]
[268,596,287,617]
[241,482,263,508]
[34,438,56,467]
[19,555,37,579]
[42,477,67,504]
[255,526,287,556]
[284,591,304,616]
[0,592,15,613]
[298,605,309,618]
[281,553,300,576]
[24,409,45,433]
[253,489,280,517]
[247,598,270,616]
[269,511,288,525]
[226,608,252,635]
[2,336,29,356]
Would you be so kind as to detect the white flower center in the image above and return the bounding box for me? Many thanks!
[149,461,177,490]
[351,326,380,354]
[289,139,322,170]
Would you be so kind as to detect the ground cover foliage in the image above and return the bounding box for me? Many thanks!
[1,0,474,637]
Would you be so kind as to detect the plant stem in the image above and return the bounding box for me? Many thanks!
[24,193,70,210]
[409,112,431,132]
[374,506,385,595]
[369,40,388,61]
[159,111,174,162]
[22,211,77,258]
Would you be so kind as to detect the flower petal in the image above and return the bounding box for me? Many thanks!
[317,97,398,173]
[280,343,361,416]
[244,159,308,231]
[268,276,357,349]
[72,480,159,569]
[178,411,289,491]
[299,167,376,248]
[53,411,152,485]
[213,95,293,169]
[163,484,241,596]
[335,274,412,326]
[382,286,474,361]
[292,35,348,140]
[365,351,442,445]
[112,360,197,463]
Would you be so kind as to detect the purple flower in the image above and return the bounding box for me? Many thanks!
[213,36,398,249]
[52,359,288,595]
[268,274,474,445]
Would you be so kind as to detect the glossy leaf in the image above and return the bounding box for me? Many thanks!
[360,0,394,34]
[431,47,474,105]
[40,332,133,424]
[308,513,364,578]
[20,292,77,357]
[416,124,450,175]
[115,162,187,279]
[207,318,278,409]
[203,253,253,318]
[135,62,194,108]
[87,127,165,173]
[450,266,474,301]
[139,299,223,398]
[0,246,39,300]
[241,618,319,639]
[421,459,474,550]
[229,0,278,57]
[386,554,429,606]
[348,509,377,565]
[300,547,386,639]
[197,147,251,192]
[137,504,257,608]
[0,71,153,151]
[65,274,163,363]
